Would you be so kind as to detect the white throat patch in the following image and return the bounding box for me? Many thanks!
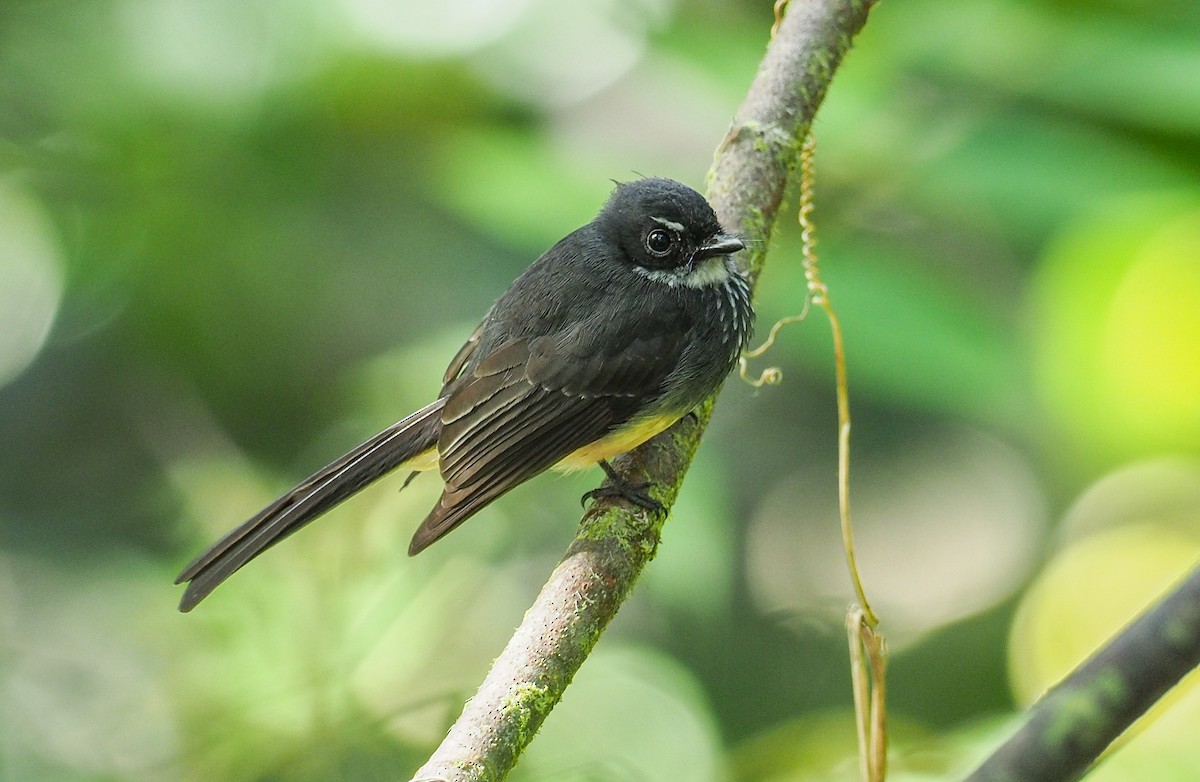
[632,255,732,289]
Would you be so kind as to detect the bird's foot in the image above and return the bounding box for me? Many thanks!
[581,460,664,512]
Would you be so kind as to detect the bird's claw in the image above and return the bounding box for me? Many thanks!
[581,460,664,512]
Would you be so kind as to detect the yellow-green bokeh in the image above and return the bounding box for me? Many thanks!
[1029,197,1200,465]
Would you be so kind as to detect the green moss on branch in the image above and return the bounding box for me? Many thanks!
[408,3,880,779]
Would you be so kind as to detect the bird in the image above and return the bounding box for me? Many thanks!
[175,177,752,612]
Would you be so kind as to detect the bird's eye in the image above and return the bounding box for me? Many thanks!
[645,228,675,257]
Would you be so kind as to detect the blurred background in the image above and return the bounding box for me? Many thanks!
[2,0,1199,779]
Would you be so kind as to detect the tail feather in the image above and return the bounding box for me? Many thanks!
[175,399,444,611]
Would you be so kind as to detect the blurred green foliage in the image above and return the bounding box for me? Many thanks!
[1,0,1199,780]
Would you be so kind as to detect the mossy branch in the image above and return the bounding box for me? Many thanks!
[408,2,879,780]
[964,561,1200,782]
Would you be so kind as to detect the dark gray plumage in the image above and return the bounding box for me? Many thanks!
[176,178,751,611]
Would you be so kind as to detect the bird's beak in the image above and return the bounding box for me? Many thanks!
[693,233,745,262]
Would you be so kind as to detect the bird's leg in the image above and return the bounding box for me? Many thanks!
[581,460,664,512]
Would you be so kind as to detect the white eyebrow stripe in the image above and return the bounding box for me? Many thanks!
[650,216,686,233]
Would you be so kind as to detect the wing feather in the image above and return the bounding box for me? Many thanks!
[408,276,698,554]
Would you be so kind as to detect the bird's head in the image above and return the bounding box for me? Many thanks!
[598,178,744,288]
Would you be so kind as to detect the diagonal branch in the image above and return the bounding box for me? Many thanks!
[409,3,879,780]
[964,561,1200,782]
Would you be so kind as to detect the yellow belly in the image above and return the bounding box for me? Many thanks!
[552,413,682,472]
[403,412,682,475]
[403,447,441,472]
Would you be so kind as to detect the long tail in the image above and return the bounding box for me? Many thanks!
[175,399,444,612]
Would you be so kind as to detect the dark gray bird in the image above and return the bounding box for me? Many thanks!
[176,177,752,611]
